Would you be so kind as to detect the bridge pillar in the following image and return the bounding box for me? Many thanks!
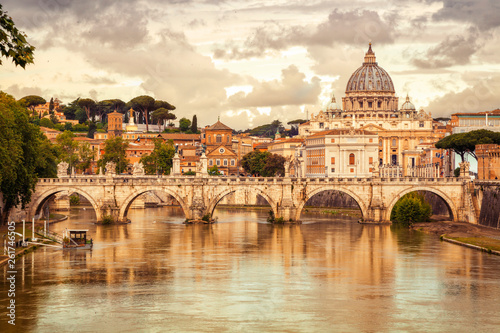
[276,182,298,222]
[364,179,389,223]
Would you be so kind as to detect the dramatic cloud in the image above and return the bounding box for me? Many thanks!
[426,73,500,117]
[431,0,500,31]
[214,9,395,60]
[1,0,499,130]
[227,65,321,108]
[411,29,480,69]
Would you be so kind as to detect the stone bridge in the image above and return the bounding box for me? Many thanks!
[24,174,477,224]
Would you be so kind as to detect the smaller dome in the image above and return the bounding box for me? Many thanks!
[401,95,416,110]
[324,92,341,111]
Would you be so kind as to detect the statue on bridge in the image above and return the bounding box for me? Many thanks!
[132,162,145,176]
[57,161,69,178]
[105,162,117,176]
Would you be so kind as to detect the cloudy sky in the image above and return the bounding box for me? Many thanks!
[2,0,500,130]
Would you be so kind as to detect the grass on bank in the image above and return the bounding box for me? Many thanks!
[446,236,500,253]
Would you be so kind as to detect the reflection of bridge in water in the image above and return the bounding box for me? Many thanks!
[24,173,478,224]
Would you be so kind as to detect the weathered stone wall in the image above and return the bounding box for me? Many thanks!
[478,187,500,229]
[304,190,359,208]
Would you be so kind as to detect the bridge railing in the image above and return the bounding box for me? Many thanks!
[37,174,466,185]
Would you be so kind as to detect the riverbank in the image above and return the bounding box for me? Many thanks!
[412,220,500,254]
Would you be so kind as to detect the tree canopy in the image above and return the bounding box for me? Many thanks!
[0,4,35,68]
[246,120,285,138]
[127,96,175,132]
[19,95,46,116]
[179,117,191,132]
[0,92,56,224]
[98,137,129,174]
[435,129,500,161]
[140,139,175,175]
[152,108,176,132]
[241,151,285,177]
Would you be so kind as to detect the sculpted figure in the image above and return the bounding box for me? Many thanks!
[57,161,69,178]
[105,161,116,176]
[133,162,145,176]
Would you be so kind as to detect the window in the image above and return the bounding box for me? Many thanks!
[331,139,335,143]
[392,139,396,146]
[209,159,213,166]
[350,168,354,173]
[349,153,355,165]
[231,159,235,166]
[331,157,335,164]
[216,134,222,143]
[227,136,230,143]
[319,122,324,128]
[359,102,363,108]
[223,159,228,166]
[368,101,372,108]
[369,168,373,172]
[369,157,373,164]
[369,138,373,143]
[208,136,212,143]
[419,121,424,128]
[216,159,220,166]
[379,140,383,147]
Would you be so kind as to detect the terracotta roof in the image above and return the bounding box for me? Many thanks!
[39,126,61,133]
[452,109,500,116]
[157,133,201,141]
[308,129,377,137]
[181,156,200,162]
[206,120,232,131]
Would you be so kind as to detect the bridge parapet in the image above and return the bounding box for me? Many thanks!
[26,175,472,224]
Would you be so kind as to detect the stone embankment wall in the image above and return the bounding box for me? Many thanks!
[478,187,500,229]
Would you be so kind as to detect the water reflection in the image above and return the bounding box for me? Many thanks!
[1,207,500,332]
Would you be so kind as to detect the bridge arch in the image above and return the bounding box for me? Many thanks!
[295,186,368,221]
[119,187,190,221]
[207,187,279,218]
[29,187,101,221]
[385,186,458,222]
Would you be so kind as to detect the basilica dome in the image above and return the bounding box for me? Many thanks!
[401,95,416,110]
[345,43,395,93]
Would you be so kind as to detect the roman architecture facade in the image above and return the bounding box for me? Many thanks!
[299,43,443,167]
[304,129,378,178]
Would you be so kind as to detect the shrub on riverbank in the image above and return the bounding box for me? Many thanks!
[391,192,432,227]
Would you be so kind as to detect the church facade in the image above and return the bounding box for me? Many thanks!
[299,44,442,167]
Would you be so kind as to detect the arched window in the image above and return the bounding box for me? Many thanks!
[227,135,230,143]
[349,153,355,165]
[208,135,211,143]
[216,134,222,143]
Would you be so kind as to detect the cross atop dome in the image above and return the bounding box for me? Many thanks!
[364,42,377,64]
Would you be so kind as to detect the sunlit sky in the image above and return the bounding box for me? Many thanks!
[2,0,500,130]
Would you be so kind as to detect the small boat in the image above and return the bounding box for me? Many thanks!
[63,229,93,250]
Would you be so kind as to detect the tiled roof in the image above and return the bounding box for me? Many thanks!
[157,133,201,140]
[206,120,232,131]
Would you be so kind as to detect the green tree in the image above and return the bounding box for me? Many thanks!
[55,131,79,172]
[128,96,176,132]
[0,4,35,68]
[98,136,129,174]
[287,119,307,136]
[87,122,97,138]
[19,95,46,117]
[77,98,97,122]
[247,120,285,138]
[179,117,191,132]
[152,108,176,132]
[49,97,54,113]
[208,165,221,176]
[97,99,125,122]
[191,115,198,133]
[76,142,95,173]
[391,192,432,227]
[140,139,175,175]
[435,129,500,162]
[62,98,85,122]
[39,117,54,128]
[241,151,286,177]
[0,92,54,224]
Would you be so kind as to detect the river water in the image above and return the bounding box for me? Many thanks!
[2,206,500,332]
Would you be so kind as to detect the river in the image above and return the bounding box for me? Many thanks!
[2,206,500,332]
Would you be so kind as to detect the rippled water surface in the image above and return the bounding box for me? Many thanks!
[2,207,500,332]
